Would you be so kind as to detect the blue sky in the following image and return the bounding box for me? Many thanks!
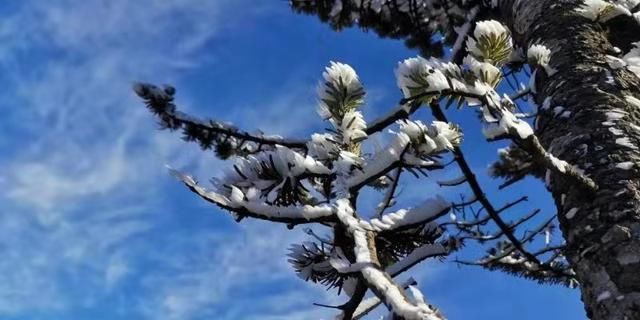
[0,1,586,319]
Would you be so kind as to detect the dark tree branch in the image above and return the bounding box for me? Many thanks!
[428,101,555,272]
[134,83,308,158]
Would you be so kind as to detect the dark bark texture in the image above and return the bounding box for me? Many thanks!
[499,1,640,319]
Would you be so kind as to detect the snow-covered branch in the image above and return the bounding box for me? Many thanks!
[391,20,597,192]
[335,199,445,320]
[169,168,336,224]
[386,243,450,277]
[375,168,402,217]
[365,197,451,233]
[346,133,410,192]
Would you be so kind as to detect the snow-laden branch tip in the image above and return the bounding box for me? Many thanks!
[465,20,513,66]
[527,44,551,67]
[307,133,341,161]
[527,43,557,75]
[317,61,365,122]
[395,56,452,101]
[463,54,503,87]
[218,145,332,205]
[399,119,463,154]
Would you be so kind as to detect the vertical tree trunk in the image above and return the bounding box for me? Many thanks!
[503,1,640,318]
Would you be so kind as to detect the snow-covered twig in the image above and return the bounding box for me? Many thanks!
[386,244,449,277]
[364,196,451,233]
[169,168,336,224]
[429,102,551,273]
[375,168,402,217]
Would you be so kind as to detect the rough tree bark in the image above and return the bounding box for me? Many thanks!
[499,1,640,319]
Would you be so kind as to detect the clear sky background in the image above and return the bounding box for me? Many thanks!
[0,1,586,319]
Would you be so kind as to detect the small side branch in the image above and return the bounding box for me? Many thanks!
[134,83,308,156]
[515,134,598,192]
[170,168,336,225]
[429,102,550,272]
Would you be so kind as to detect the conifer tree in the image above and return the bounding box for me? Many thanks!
[136,1,640,319]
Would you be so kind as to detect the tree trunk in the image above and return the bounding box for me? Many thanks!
[502,1,640,318]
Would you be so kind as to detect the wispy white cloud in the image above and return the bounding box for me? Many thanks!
[0,0,247,316]
[137,221,337,320]
[0,1,340,318]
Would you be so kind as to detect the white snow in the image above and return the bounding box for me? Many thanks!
[622,43,640,78]
[609,127,624,136]
[307,133,340,161]
[463,54,502,86]
[466,20,512,63]
[170,167,336,220]
[606,55,627,69]
[329,0,343,17]
[398,119,461,155]
[553,106,565,116]
[483,111,534,140]
[565,207,579,220]
[596,290,612,303]
[576,0,631,22]
[320,61,361,99]
[317,61,364,119]
[549,155,569,173]
[395,56,451,99]
[346,133,410,190]
[334,198,442,320]
[528,44,551,66]
[616,162,634,170]
[606,110,628,121]
[341,110,368,144]
[616,137,638,149]
[541,96,552,110]
[625,95,640,108]
[361,196,451,232]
